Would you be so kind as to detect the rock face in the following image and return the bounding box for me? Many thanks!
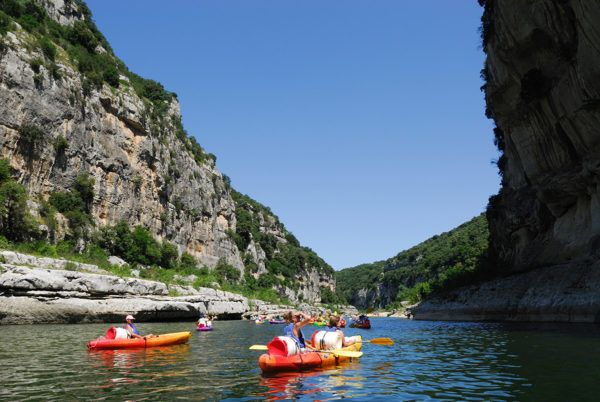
[0,257,249,324]
[482,0,600,274]
[0,0,335,304]
[414,1,600,322]
[0,12,242,270]
[412,261,600,322]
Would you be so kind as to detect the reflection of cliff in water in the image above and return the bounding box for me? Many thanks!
[88,345,192,391]
[500,323,600,401]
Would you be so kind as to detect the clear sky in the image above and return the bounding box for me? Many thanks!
[86,1,500,270]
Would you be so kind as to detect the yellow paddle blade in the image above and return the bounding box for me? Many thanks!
[367,338,394,345]
[249,345,268,350]
[318,350,363,358]
[333,350,363,358]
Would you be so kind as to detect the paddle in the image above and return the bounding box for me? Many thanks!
[248,345,363,358]
[365,337,394,345]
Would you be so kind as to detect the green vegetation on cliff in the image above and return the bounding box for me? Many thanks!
[0,1,335,305]
[231,190,334,298]
[0,159,38,241]
[0,0,214,167]
[336,214,490,308]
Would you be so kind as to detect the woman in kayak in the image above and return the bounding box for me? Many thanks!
[327,315,358,346]
[283,311,314,349]
[124,315,154,339]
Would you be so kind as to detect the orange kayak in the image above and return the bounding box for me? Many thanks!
[258,337,362,373]
[87,331,192,350]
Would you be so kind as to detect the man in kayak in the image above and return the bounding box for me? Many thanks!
[124,315,155,339]
[283,311,314,349]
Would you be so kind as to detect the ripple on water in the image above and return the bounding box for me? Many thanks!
[1,319,600,400]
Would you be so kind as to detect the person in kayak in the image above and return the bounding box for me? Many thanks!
[283,311,314,349]
[198,313,207,328]
[326,315,341,331]
[124,315,154,339]
[327,315,358,346]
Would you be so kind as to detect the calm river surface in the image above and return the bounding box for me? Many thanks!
[1,318,600,400]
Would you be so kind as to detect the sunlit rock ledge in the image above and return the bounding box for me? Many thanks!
[0,252,246,324]
[0,251,357,324]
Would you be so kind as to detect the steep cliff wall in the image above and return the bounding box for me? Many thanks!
[0,0,241,268]
[482,0,600,273]
[0,0,334,304]
[413,0,600,322]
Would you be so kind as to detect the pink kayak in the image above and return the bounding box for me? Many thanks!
[269,320,285,324]
[196,326,213,331]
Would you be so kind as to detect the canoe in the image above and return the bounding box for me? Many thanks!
[349,320,371,329]
[196,326,213,332]
[258,337,362,373]
[269,320,286,324]
[87,331,192,350]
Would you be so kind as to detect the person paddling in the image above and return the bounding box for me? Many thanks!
[283,311,314,349]
[124,315,154,339]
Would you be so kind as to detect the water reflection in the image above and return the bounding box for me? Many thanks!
[2,319,600,400]
[258,361,366,401]
[88,344,192,394]
[260,371,324,401]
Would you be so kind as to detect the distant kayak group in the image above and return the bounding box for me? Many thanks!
[86,311,391,374]
[252,313,348,328]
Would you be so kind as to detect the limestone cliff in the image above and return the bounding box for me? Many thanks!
[482,0,600,273]
[0,0,334,304]
[413,0,600,322]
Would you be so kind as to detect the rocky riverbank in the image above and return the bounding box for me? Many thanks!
[411,262,600,323]
[0,251,356,324]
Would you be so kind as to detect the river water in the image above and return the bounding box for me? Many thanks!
[1,318,599,400]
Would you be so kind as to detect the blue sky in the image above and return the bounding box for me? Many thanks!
[87,1,499,269]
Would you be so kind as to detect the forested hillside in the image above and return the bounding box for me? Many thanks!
[336,214,489,309]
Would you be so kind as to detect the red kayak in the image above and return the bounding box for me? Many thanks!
[87,331,191,350]
[259,337,363,373]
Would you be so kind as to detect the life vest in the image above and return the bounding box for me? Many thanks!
[312,330,343,350]
[283,323,306,348]
[127,323,140,335]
